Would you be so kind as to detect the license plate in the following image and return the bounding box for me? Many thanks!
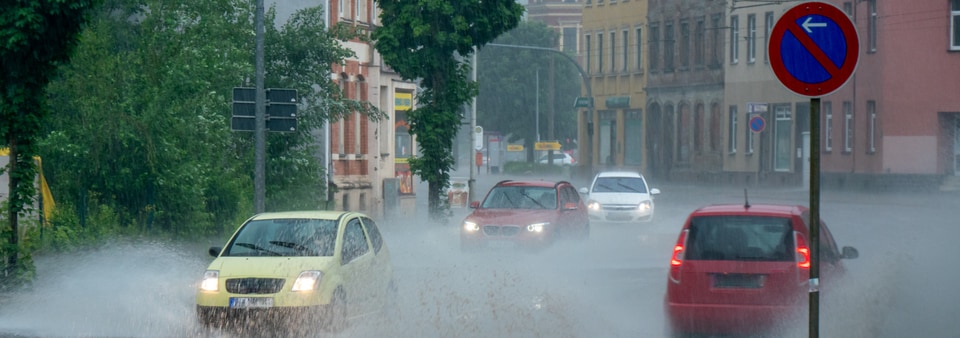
[229,297,274,309]
[712,274,765,289]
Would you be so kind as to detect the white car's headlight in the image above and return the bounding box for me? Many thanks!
[463,221,480,232]
[292,270,323,291]
[638,200,652,211]
[526,222,549,232]
[200,270,219,291]
[587,200,601,211]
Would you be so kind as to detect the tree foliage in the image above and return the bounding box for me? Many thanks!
[373,0,524,220]
[1,0,101,290]
[477,21,581,160]
[39,0,374,239]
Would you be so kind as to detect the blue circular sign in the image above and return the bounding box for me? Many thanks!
[749,115,765,133]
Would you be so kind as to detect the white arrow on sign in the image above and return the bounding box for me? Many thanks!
[802,16,827,33]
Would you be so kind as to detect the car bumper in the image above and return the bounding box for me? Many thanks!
[665,302,798,335]
[460,228,553,248]
[587,209,654,222]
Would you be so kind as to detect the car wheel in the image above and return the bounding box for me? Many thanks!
[323,288,348,333]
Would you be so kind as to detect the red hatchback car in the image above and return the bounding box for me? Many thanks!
[460,180,590,251]
[664,202,858,337]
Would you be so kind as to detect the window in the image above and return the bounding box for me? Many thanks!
[843,2,853,15]
[773,105,792,171]
[680,20,690,68]
[730,15,739,64]
[598,32,604,73]
[341,218,369,263]
[563,27,578,53]
[747,14,756,63]
[764,12,774,63]
[650,24,660,71]
[867,100,877,153]
[585,34,592,74]
[824,101,833,152]
[745,110,754,154]
[712,15,722,66]
[728,105,738,154]
[843,101,853,152]
[868,0,877,52]
[636,27,643,70]
[610,31,617,72]
[665,21,675,71]
[622,29,629,72]
[361,217,384,253]
[952,0,960,50]
[695,18,705,66]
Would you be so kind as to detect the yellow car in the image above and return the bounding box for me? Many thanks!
[195,211,394,331]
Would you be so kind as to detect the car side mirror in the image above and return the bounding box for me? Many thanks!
[841,246,859,259]
[650,188,661,195]
[562,202,579,210]
[578,187,588,194]
[470,201,480,208]
[208,246,221,257]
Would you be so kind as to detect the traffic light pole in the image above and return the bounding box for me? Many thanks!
[254,0,266,213]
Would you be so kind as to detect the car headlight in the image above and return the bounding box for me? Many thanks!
[587,200,601,211]
[292,270,323,291]
[526,222,549,232]
[463,221,480,232]
[200,270,219,291]
[638,200,652,211]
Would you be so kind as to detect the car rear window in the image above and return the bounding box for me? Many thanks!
[591,176,648,194]
[224,219,339,257]
[684,215,794,262]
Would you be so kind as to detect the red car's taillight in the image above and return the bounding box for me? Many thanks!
[795,232,811,269]
[669,230,689,283]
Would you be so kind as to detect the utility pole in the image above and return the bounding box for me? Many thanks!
[469,50,478,204]
[254,0,266,213]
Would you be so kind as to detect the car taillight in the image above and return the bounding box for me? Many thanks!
[668,230,688,283]
[795,232,811,269]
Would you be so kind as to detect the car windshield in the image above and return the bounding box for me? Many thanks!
[683,215,794,262]
[592,177,647,193]
[223,218,338,257]
[480,186,557,209]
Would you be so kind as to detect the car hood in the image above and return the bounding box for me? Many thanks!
[208,256,337,278]
[587,192,651,204]
[465,208,558,225]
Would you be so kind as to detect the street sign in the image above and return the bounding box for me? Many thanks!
[231,116,298,132]
[534,141,562,151]
[473,126,484,151]
[769,2,859,97]
[749,115,766,133]
[231,87,298,132]
[506,144,524,152]
[574,97,593,108]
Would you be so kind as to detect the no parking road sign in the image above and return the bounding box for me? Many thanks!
[769,2,859,97]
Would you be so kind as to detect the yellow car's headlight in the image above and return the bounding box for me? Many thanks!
[292,270,323,291]
[200,270,219,291]
[463,221,480,232]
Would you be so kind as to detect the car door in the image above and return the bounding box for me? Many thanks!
[339,217,376,315]
[360,217,392,308]
[560,185,588,233]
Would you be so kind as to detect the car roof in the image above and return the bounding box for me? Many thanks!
[595,171,644,178]
[690,203,807,217]
[495,180,563,188]
[249,210,358,221]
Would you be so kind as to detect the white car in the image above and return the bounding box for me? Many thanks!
[578,171,660,223]
[538,152,576,166]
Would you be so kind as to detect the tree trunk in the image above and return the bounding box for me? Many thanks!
[5,142,19,276]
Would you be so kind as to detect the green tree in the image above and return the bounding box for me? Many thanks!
[477,21,581,161]
[1,0,100,289]
[373,0,524,221]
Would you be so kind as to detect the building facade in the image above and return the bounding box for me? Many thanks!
[580,0,650,175]
[327,0,419,219]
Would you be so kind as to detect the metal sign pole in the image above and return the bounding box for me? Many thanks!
[254,0,266,213]
[809,97,821,338]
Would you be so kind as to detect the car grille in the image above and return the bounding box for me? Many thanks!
[225,278,285,294]
[602,204,638,211]
[482,225,521,237]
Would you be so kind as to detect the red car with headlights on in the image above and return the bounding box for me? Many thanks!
[460,180,589,252]
[664,202,858,337]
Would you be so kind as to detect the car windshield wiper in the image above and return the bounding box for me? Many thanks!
[520,192,546,209]
[269,240,318,255]
[595,183,614,192]
[616,183,642,193]
[233,242,282,256]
